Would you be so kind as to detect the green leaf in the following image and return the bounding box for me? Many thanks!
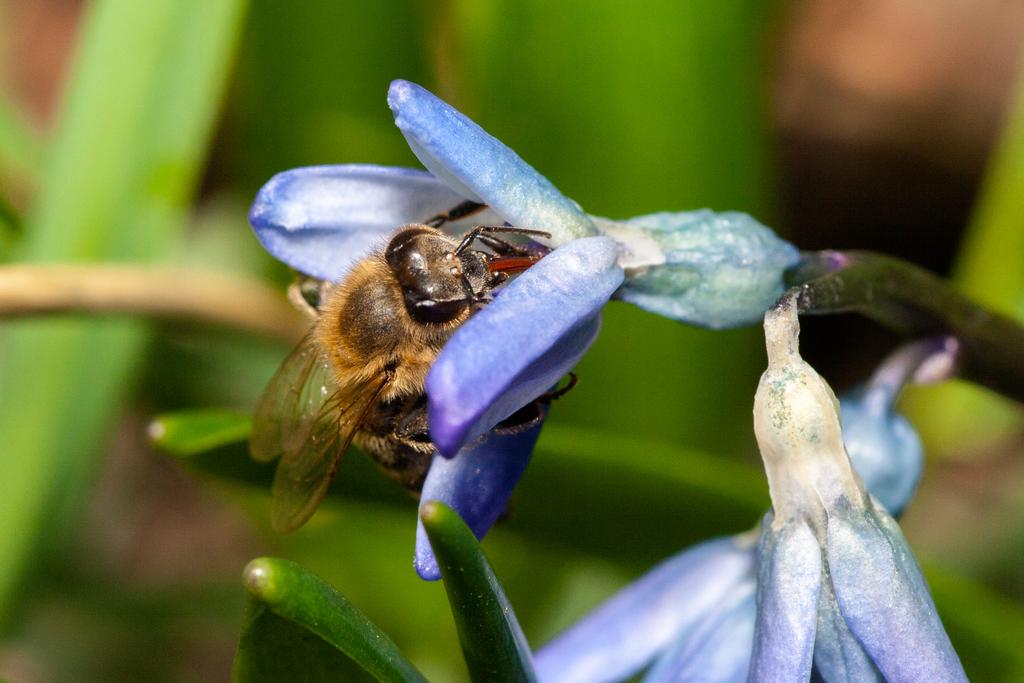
[234,557,428,683]
[0,0,248,626]
[142,327,293,412]
[520,426,766,565]
[148,408,252,457]
[235,604,376,683]
[955,65,1024,319]
[421,501,537,683]
[156,412,766,567]
[904,60,1024,455]
[0,193,19,259]
[0,92,43,188]
[156,406,411,507]
[229,1,433,189]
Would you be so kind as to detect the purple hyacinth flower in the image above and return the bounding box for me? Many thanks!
[248,78,797,578]
[534,318,962,682]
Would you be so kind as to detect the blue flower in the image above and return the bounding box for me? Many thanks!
[249,79,797,580]
[534,310,963,683]
[839,336,956,517]
[535,533,758,683]
[750,304,964,682]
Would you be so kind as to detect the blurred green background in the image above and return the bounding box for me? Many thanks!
[0,0,1022,681]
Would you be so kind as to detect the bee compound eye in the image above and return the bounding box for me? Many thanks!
[385,228,438,279]
[406,295,468,325]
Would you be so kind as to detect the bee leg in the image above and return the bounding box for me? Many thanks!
[476,233,531,256]
[490,374,578,437]
[390,394,432,443]
[454,225,552,256]
[536,372,578,403]
[367,395,432,492]
[457,272,484,306]
[425,200,487,228]
[475,225,553,238]
[493,401,544,434]
[493,374,577,440]
[287,277,327,319]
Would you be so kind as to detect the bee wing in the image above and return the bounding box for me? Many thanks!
[250,333,335,463]
[269,375,387,533]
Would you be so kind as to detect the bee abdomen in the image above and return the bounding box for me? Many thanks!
[374,440,433,492]
[357,393,434,493]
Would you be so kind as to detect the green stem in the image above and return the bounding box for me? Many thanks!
[0,264,305,342]
[787,250,1024,404]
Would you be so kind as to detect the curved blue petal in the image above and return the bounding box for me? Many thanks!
[840,389,923,517]
[827,502,967,683]
[427,236,623,456]
[535,536,755,683]
[813,568,884,683]
[413,416,545,580]
[840,337,955,517]
[388,80,597,244]
[613,210,799,328]
[748,517,822,683]
[249,164,470,281]
[644,580,756,683]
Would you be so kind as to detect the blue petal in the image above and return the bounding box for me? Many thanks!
[748,517,822,683]
[427,236,623,456]
[612,210,799,328]
[813,568,884,683]
[840,337,954,517]
[413,417,545,581]
[840,389,923,517]
[644,580,756,683]
[827,501,967,683]
[249,164,478,281]
[388,80,597,244]
[534,536,756,683]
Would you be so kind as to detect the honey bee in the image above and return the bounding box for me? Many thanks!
[251,202,553,533]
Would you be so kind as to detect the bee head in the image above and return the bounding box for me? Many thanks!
[385,226,488,325]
